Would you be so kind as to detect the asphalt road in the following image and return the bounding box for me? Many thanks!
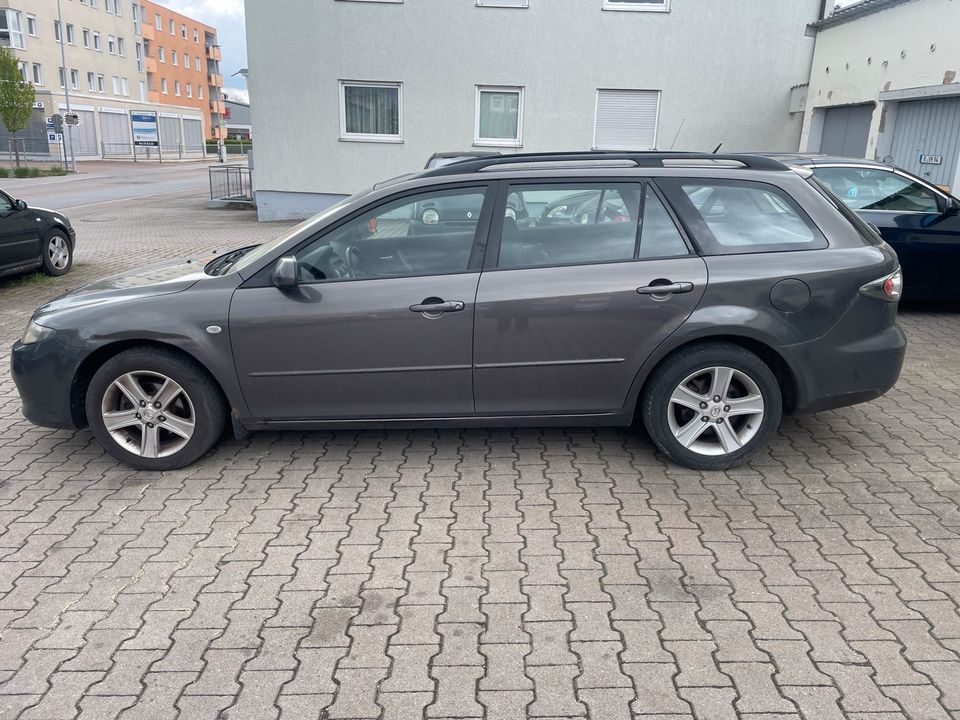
[0,161,219,213]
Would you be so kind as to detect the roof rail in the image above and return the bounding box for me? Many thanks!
[421,151,789,176]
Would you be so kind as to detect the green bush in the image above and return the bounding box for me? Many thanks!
[13,166,30,178]
[48,165,66,176]
[0,167,9,178]
[27,167,41,177]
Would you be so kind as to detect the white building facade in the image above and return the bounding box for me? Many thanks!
[245,0,825,221]
[801,0,960,190]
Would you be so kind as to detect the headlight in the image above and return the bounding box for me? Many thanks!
[21,320,55,345]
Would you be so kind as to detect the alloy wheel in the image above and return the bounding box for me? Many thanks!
[48,236,70,270]
[100,371,196,458]
[666,365,765,456]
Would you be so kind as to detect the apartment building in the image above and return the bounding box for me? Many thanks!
[246,0,826,220]
[0,0,209,159]
[140,0,224,140]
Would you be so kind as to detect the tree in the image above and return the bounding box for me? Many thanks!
[0,47,36,168]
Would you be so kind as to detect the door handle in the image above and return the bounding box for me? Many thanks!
[636,281,695,296]
[409,300,465,314]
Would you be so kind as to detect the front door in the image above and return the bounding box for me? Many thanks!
[230,185,492,421]
[0,193,41,273]
[473,181,707,416]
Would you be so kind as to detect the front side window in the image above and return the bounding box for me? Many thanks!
[675,180,824,254]
[813,167,941,213]
[497,183,644,269]
[475,86,523,146]
[340,81,401,141]
[295,187,488,283]
[604,0,670,10]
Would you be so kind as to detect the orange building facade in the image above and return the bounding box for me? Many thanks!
[140,0,225,138]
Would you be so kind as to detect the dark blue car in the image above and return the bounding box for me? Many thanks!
[760,154,960,302]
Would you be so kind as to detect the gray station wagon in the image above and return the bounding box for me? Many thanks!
[11,152,906,471]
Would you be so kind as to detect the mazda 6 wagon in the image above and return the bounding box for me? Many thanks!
[11,152,906,471]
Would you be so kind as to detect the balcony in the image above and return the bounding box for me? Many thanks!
[205,45,221,61]
[209,100,225,114]
[142,24,155,40]
[208,73,223,87]
[144,57,157,73]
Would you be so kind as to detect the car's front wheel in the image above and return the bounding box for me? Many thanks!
[86,347,227,470]
[641,343,782,471]
[41,230,72,276]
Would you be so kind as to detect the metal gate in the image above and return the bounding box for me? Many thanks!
[100,110,131,156]
[64,108,98,156]
[159,116,181,153]
[889,97,960,187]
[182,117,203,155]
[820,103,874,158]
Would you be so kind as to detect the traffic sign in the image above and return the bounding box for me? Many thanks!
[63,112,80,127]
[51,114,64,134]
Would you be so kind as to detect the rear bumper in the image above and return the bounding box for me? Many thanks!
[10,337,83,429]
[783,322,906,414]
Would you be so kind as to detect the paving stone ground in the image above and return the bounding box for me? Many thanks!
[1,194,959,719]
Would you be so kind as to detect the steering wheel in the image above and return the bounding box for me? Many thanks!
[344,245,362,278]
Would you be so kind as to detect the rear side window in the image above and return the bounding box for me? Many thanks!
[495,182,688,269]
[813,166,940,213]
[667,179,826,255]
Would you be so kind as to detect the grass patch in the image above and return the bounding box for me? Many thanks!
[17,272,56,286]
[3,166,69,179]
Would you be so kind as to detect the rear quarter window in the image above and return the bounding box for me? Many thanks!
[659,178,828,255]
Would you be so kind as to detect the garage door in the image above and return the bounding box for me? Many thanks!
[182,117,203,153]
[820,103,874,158]
[159,116,181,152]
[65,109,98,156]
[100,110,131,155]
[890,97,960,187]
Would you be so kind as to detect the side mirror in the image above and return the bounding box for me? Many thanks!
[271,256,299,289]
[15,199,27,211]
[944,197,960,216]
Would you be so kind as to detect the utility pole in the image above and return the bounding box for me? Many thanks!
[55,0,76,173]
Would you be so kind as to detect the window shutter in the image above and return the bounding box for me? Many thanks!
[594,90,660,151]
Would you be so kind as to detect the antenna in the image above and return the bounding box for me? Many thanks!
[670,118,686,151]
[713,143,723,154]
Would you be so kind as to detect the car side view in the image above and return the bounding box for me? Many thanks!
[0,189,75,279]
[11,152,906,471]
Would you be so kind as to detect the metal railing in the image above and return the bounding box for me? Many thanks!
[101,142,208,160]
[209,164,253,204]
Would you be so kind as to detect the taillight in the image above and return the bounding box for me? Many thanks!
[860,268,902,302]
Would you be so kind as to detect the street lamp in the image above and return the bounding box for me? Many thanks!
[55,0,76,173]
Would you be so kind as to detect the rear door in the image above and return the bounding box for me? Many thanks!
[0,193,41,272]
[473,180,707,416]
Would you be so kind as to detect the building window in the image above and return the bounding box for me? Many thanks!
[54,20,62,42]
[155,13,162,30]
[111,76,119,94]
[32,63,43,85]
[66,24,75,44]
[0,10,25,48]
[174,80,180,95]
[121,77,129,96]
[181,23,187,38]
[16,60,26,82]
[339,81,402,142]
[197,84,202,99]
[26,14,36,37]
[108,35,116,54]
[194,56,201,71]
[476,0,528,5]
[193,28,198,43]
[139,80,146,101]
[117,37,125,55]
[161,77,168,94]
[97,73,105,93]
[475,86,523,146]
[93,31,101,51]
[158,45,164,62]
[132,3,141,34]
[135,42,143,71]
[603,0,670,11]
[169,18,175,34]
[70,68,79,90]
[185,83,192,98]
[183,53,189,68]
[106,0,122,15]
[83,29,91,48]
[59,66,66,88]
[593,89,660,150]
[171,49,177,65]
[87,72,96,92]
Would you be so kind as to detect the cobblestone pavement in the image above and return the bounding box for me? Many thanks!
[1,194,959,719]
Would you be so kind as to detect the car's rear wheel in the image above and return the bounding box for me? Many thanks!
[86,347,227,470]
[641,343,782,470]
[41,230,72,276]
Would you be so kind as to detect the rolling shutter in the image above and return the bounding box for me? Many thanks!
[182,117,203,151]
[67,109,98,156]
[159,116,181,151]
[100,110,131,153]
[594,90,660,151]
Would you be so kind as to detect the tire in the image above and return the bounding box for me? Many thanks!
[641,342,782,471]
[85,347,227,470]
[41,230,73,277]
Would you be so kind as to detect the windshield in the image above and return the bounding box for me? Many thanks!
[228,191,371,274]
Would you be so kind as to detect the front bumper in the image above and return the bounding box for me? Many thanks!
[10,336,84,429]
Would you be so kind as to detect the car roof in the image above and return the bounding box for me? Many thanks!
[750,153,896,170]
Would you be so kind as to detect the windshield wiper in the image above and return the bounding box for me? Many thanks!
[205,246,257,276]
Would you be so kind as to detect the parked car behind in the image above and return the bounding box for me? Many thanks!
[757,154,960,301]
[12,152,905,472]
[0,190,75,279]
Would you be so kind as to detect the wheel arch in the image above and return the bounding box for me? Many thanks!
[70,339,232,427]
[628,332,799,418]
